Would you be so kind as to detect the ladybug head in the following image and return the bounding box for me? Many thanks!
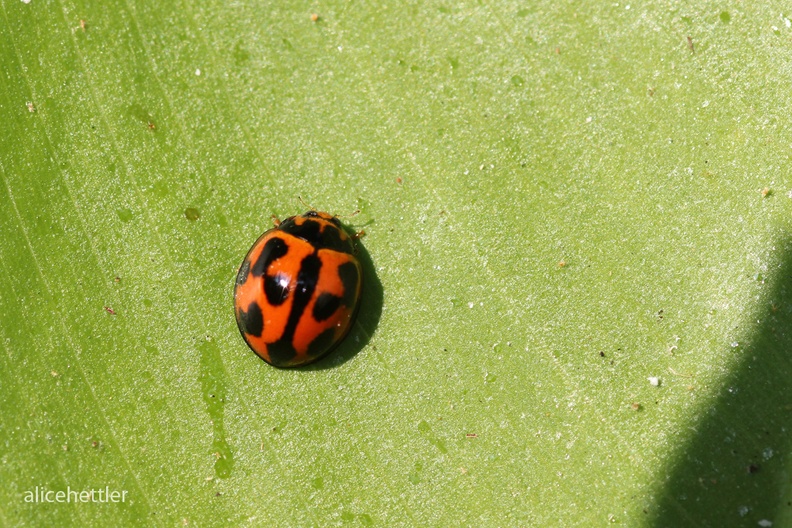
[303,210,340,226]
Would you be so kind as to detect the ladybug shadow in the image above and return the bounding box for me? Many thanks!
[302,235,382,370]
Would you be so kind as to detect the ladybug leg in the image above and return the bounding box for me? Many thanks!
[351,230,366,254]
[271,214,281,227]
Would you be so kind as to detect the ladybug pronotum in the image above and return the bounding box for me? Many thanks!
[234,211,362,367]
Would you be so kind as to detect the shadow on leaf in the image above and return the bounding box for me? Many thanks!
[652,238,792,526]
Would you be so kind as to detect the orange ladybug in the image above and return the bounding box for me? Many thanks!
[234,211,362,367]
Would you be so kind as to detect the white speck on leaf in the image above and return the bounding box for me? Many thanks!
[648,376,660,386]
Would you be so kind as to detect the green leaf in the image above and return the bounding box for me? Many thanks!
[1,0,791,525]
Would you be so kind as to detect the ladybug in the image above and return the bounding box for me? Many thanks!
[234,210,362,367]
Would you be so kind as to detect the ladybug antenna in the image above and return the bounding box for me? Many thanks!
[298,196,317,211]
[334,209,360,219]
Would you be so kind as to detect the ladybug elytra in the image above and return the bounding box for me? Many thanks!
[234,211,362,367]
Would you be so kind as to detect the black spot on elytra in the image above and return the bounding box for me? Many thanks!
[313,292,342,321]
[266,337,297,366]
[319,225,346,252]
[290,253,322,323]
[251,237,289,277]
[281,218,321,244]
[306,328,338,358]
[278,218,353,253]
[338,261,360,305]
[268,254,323,363]
[264,272,290,306]
[238,301,263,337]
